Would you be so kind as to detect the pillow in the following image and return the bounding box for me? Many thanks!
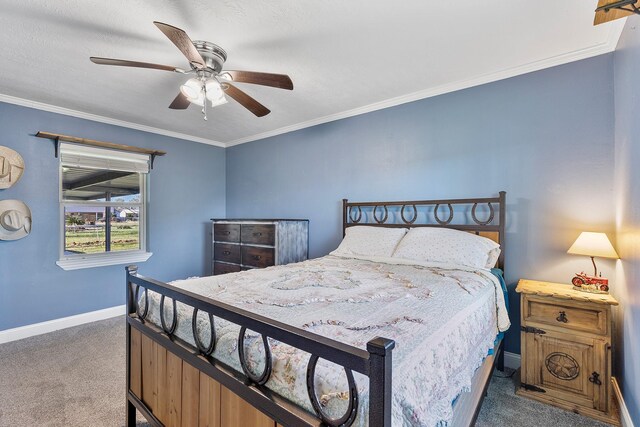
[485,247,502,269]
[391,227,500,269]
[331,226,408,258]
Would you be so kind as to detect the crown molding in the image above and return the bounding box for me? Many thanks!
[226,21,626,147]
[0,21,625,150]
[0,93,226,148]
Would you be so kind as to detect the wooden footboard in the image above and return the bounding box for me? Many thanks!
[125,266,395,427]
[129,327,277,426]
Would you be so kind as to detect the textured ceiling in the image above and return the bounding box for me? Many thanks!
[0,1,625,147]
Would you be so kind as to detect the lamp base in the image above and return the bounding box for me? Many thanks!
[571,272,609,293]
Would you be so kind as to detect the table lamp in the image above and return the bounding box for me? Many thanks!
[567,232,619,293]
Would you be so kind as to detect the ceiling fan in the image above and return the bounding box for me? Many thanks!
[594,0,640,25]
[90,21,293,120]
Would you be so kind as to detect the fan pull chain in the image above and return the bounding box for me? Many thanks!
[202,83,208,121]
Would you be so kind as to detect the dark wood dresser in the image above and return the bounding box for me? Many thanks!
[211,219,309,275]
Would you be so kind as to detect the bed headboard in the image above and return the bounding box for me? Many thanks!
[342,191,506,271]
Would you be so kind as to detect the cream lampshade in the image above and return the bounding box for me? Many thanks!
[567,232,619,277]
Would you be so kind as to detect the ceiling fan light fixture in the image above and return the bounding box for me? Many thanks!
[180,78,203,101]
[205,79,227,107]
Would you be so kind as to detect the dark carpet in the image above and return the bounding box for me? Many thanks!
[0,317,611,426]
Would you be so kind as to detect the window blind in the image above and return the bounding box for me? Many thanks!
[59,142,150,173]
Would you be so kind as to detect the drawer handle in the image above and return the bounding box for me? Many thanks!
[556,311,568,323]
[589,372,602,386]
[252,255,262,260]
[223,251,231,255]
[223,231,230,235]
[253,232,262,237]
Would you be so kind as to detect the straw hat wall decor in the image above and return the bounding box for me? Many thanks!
[0,146,25,189]
[0,199,32,241]
[0,147,30,241]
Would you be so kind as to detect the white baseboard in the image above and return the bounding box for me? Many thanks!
[613,377,635,427]
[0,305,125,344]
[504,351,521,370]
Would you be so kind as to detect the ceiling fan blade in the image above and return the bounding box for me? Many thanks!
[153,21,205,69]
[594,0,639,25]
[90,57,185,73]
[222,83,270,117]
[169,92,190,109]
[221,71,294,90]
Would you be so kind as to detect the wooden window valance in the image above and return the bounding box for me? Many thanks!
[35,131,166,169]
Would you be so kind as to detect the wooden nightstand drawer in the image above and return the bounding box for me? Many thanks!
[523,296,608,335]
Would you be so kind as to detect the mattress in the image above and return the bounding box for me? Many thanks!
[142,255,510,426]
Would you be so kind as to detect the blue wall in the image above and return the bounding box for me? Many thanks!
[226,54,618,355]
[1,44,636,422]
[0,103,226,330]
[614,16,640,425]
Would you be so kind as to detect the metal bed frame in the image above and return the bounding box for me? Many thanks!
[126,191,506,427]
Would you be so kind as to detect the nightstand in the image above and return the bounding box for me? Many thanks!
[516,279,619,425]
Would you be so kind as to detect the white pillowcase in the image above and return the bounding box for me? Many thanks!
[485,247,502,269]
[392,227,501,269]
[331,226,408,258]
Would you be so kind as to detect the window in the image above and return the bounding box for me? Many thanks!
[56,143,152,270]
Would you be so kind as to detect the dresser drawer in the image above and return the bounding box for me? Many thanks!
[241,246,274,268]
[241,224,275,246]
[214,223,240,243]
[213,262,241,275]
[523,296,608,335]
[214,243,241,264]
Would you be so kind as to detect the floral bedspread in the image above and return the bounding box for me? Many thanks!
[143,255,509,426]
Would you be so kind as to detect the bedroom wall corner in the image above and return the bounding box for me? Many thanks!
[613,15,640,427]
[226,53,617,357]
[0,102,226,332]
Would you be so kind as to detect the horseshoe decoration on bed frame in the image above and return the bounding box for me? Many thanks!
[343,191,506,270]
[125,191,506,427]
